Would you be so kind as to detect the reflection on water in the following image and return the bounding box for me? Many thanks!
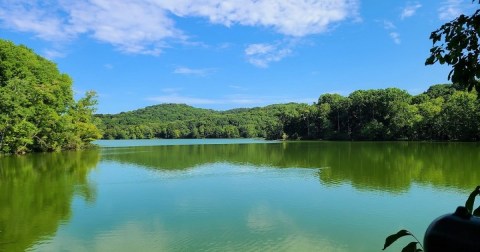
[0,150,100,252]
[102,141,480,192]
[2,141,480,252]
[30,162,350,252]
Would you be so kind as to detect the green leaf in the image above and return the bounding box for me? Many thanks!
[474,205,480,217]
[383,230,410,250]
[402,242,419,252]
[425,55,436,65]
[465,186,480,213]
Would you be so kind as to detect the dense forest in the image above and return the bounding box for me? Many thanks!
[0,39,101,154]
[96,83,480,141]
[96,103,301,140]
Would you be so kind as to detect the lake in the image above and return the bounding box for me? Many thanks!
[1,140,479,251]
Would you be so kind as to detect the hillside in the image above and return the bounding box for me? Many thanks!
[95,103,310,139]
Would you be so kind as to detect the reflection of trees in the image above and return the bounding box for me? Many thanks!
[100,143,328,170]
[0,150,99,252]
[316,142,480,193]
[102,142,480,192]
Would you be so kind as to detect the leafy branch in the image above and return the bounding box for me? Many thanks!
[425,1,480,92]
[383,230,423,252]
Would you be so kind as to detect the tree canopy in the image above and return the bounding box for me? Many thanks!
[0,39,101,154]
[426,1,480,91]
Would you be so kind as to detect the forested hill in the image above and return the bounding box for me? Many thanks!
[99,104,217,125]
[96,103,308,139]
[96,84,480,141]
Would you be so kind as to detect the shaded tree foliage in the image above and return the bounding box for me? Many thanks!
[426,1,480,91]
[0,39,101,154]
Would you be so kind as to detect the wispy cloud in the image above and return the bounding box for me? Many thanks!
[173,66,215,76]
[439,0,461,20]
[0,1,74,41]
[0,0,359,56]
[438,0,468,20]
[438,0,478,21]
[401,2,422,19]
[383,20,396,30]
[389,32,401,45]
[43,49,66,59]
[245,40,296,68]
[380,20,401,45]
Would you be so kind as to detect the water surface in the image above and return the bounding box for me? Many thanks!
[1,140,479,251]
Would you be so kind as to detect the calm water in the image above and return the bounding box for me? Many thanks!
[1,140,480,252]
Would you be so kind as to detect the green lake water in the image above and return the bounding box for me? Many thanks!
[1,140,479,251]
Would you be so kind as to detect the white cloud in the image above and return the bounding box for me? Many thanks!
[0,1,73,41]
[380,20,400,45]
[438,0,476,21]
[389,32,401,44]
[43,49,66,59]
[160,0,359,37]
[401,2,422,19]
[64,1,183,55]
[0,0,359,55]
[244,41,294,68]
[439,0,463,20]
[173,67,214,76]
[383,20,396,30]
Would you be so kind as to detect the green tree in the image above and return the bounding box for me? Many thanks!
[424,84,457,99]
[425,1,480,91]
[440,91,479,140]
[414,96,444,140]
[0,79,36,153]
[378,88,416,139]
[316,102,333,139]
[389,100,420,139]
[318,93,350,139]
[0,39,100,154]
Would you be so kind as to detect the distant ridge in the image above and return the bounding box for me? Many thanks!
[95,102,309,140]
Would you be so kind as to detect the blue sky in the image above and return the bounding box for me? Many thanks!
[0,0,477,114]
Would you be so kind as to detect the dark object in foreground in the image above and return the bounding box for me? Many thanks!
[424,206,480,252]
[384,186,480,252]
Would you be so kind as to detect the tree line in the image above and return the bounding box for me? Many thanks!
[96,84,480,141]
[280,84,479,141]
[95,103,303,140]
